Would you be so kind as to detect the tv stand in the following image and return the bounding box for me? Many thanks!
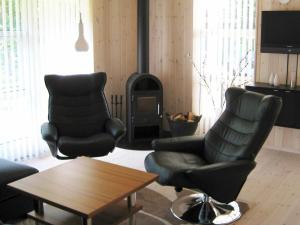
[246,82,300,129]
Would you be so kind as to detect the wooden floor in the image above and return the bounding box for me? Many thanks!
[237,148,300,225]
[24,147,300,225]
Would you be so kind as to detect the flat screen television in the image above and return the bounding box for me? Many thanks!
[261,11,300,54]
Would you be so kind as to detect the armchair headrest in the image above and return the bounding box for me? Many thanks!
[44,72,107,97]
[225,87,282,122]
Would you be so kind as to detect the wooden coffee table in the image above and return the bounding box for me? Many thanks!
[8,157,158,225]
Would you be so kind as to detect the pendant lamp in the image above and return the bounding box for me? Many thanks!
[75,12,89,52]
[278,0,290,3]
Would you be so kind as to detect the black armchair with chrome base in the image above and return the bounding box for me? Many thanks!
[145,87,282,224]
[41,72,126,159]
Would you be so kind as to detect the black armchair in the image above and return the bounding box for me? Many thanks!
[41,72,126,159]
[145,87,282,224]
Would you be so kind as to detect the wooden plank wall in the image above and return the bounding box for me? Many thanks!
[149,0,193,116]
[256,0,300,154]
[92,0,137,118]
[92,0,194,126]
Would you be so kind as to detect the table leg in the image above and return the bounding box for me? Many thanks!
[33,200,44,225]
[81,217,92,225]
[34,199,44,215]
[127,193,137,225]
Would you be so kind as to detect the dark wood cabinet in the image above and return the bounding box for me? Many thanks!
[246,82,300,129]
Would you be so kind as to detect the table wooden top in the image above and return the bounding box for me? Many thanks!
[8,157,158,218]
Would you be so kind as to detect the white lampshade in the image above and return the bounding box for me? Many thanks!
[75,13,89,52]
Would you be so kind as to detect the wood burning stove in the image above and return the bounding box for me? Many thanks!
[126,73,163,144]
[125,0,163,145]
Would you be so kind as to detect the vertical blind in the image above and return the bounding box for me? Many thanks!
[0,0,93,161]
[193,0,256,133]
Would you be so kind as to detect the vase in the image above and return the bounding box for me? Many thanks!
[273,74,279,86]
[269,73,274,85]
[290,72,296,88]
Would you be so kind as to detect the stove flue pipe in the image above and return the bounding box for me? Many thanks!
[137,0,149,74]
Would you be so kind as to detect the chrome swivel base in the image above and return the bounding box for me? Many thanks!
[171,193,241,225]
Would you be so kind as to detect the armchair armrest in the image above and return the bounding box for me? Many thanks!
[41,122,59,157]
[186,160,256,178]
[152,136,205,154]
[41,122,58,143]
[105,118,126,141]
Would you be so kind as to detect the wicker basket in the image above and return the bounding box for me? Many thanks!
[166,113,201,137]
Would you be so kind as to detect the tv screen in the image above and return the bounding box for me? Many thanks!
[261,11,300,54]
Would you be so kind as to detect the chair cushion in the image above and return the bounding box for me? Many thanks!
[0,159,38,202]
[0,159,38,187]
[145,151,207,187]
[58,133,115,158]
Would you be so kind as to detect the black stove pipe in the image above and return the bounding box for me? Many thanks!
[137,0,149,74]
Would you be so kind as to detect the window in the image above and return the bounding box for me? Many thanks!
[0,0,92,161]
[193,0,257,132]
